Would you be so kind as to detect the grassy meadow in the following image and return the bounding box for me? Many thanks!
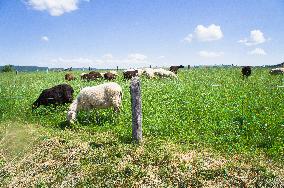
[0,67,283,187]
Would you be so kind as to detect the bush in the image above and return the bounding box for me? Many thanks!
[1,65,14,72]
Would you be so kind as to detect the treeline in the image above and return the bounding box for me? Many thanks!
[0,65,48,72]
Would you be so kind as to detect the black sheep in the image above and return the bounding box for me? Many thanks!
[241,66,252,79]
[169,65,184,74]
[32,84,74,109]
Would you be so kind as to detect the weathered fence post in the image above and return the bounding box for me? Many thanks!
[130,77,143,143]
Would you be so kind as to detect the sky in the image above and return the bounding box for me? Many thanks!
[0,0,283,69]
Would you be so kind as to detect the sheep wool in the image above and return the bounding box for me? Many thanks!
[143,68,155,79]
[67,82,123,123]
[154,68,177,78]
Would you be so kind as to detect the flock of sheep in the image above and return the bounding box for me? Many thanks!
[64,65,184,82]
[31,65,284,124]
[32,66,184,124]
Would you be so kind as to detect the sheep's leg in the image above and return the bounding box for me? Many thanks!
[112,93,122,113]
[67,99,79,123]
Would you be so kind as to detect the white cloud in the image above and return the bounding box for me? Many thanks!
[184,24,223,43]
[102,53,113,59]
[248,48,267,55]
[51,57,96,68]
[127,53,148,61]
[157,56,165,59]
[26,0,89,16]
[41,36,49,42]
[238,30,267,46]
[49,53,150,68]
[195,24,223,41]
[198,51,224,58]
[184,34,193,43]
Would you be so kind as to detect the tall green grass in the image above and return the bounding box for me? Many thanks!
[0,67,283,160]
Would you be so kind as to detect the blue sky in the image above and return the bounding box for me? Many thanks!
[0,0,283,68]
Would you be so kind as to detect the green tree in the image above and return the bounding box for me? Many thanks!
[1,65,14,72]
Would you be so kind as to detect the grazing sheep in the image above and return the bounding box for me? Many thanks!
[64,67,72,71]
[154,68,177,78]
[80,73,87,79]
[104,72,117,80]
[65,73,76,81]
[81,72,102,81]
[241,66,252,79]
[67,82,123,123]
[169,65,184,74]
[109,70,118,76]
[100,72,106,77]
[136,69,145,76]
[32,84,74,110]
[143,68,155,79]
[270,68,284,75]
[123,69,138,79]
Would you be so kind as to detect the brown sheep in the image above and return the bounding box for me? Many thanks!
[65,73,76,81]
[81,71,102,81]
[123,70,138,79]
[104,72,117,80]
[169,65,184,74]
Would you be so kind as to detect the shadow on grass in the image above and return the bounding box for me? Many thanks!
[75,110,118,127]
[56,110,119,130]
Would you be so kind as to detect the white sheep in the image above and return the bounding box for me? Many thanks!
[136,69,145,76]
[154,68,177,78]
[143,68,156,79]
[67,82,123,123]
[270,68,284,75]
[100,72,106,77]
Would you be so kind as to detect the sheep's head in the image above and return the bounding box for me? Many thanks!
[67,110,76,124]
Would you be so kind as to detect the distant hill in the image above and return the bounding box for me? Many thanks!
[0,65,48,72]
[264,62,284,68]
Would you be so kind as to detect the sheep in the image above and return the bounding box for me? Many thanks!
[123,69,138,79]
[100,72,106,77]
[169,65,184,74]
[104,72,117,80]
[67,82,123,123]
[154,68,177,78]
[241,66,252,79]
[269,68,284,75]
[32,84,74,110]
[81,72,102,81]
[143,68,156,79]
[136,69,145,76]
[65,73,76,81]
[109,70,118,76]
[80,73,87,79]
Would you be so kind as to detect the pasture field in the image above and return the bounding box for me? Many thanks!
[0,67,283,187]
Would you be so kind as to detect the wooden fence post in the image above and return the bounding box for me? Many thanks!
[130,77,143,143]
